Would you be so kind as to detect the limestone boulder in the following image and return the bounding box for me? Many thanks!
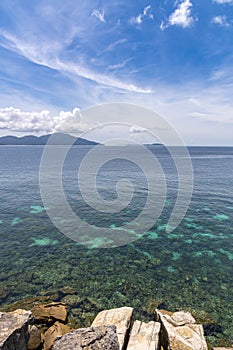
[155,309,208,350]
[92,306,133,350]
[32,302,67,323]
[0,309,33,350]
[27,325,41,350]
[127,320,161,350]
[51,325,119,350]
[44,321,72,350]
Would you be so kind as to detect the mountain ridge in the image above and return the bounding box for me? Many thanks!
[0,133,98,145]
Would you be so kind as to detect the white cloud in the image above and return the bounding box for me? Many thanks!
[168,0,194,28]
[108,57,133,70]
[91,9,106,23]
[1,81,233,144]
[55,59,151,93]
[0,107,53,133]
[211,15,230,26]
[143,5,154,19]
[0,107,90,134]
[53,108,91,134]
[0,31,151,94]
[213,0,233,4]
[130,14,143,25]
[130,5,153,26]
[160,21,167,31]
[130,125,146,133]
[105,39,127,52]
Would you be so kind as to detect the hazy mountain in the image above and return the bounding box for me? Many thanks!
[0,133,98,145]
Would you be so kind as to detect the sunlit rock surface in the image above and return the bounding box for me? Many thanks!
[0,309,32,350]
[155,309,208,350]
[92,306,133,350]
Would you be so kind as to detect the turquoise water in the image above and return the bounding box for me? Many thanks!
[0,146,232,345]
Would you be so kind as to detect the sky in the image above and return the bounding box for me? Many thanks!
[0,0,233,145]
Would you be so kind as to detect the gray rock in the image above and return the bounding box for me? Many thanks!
[92,306,133,350]
[51,325,119,350]
[155,309,208,350]
[127,320,161,350]
[0,309,33,350]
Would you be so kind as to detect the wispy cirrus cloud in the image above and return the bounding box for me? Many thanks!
[105,39,127,52]
[91,9,106,23]
[213,0,233,4]
[108,57,133,70]
[0,30,151,94]
[130,5,153,26]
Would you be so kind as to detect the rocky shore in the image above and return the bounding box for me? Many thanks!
[1,300,232,350]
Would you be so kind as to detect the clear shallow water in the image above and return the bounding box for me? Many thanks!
[0,145,232,345]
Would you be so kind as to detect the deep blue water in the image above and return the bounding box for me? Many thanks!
[0,145,232,345]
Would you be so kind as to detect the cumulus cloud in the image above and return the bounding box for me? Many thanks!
[130,125,146,133]
[130,5,153,26]
[91,9,106,23]
[166,0,195,29]
[0,107,90,134]
[211,15,230,26]
[53,108,90,134]
[0,107,53,133]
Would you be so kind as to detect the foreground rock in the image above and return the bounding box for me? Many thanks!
[51,325,119,350]
[32,302,67,323]
[0,309,32,350]
[92,306,133,350]
[44,321,72,350]
[127,320,161,350]
[155,309,208,350]
[27,325,41,350]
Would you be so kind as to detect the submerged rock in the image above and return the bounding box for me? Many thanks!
[51,325,119,350]
[92,306,133,350]
[127,320,161,350]
[58,286,76,296]
[61,294,82,308]
[32,302,67,323]
[0,309,33,350]
[0,294,60,313]
[155,309,208,350]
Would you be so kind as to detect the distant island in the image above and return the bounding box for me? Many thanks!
[0,133,163,146]
[0,133,98,145]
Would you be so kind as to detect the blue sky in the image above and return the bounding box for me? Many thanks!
[0,0,233,144]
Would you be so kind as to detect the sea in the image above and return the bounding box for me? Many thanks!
[0,145,232,346]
